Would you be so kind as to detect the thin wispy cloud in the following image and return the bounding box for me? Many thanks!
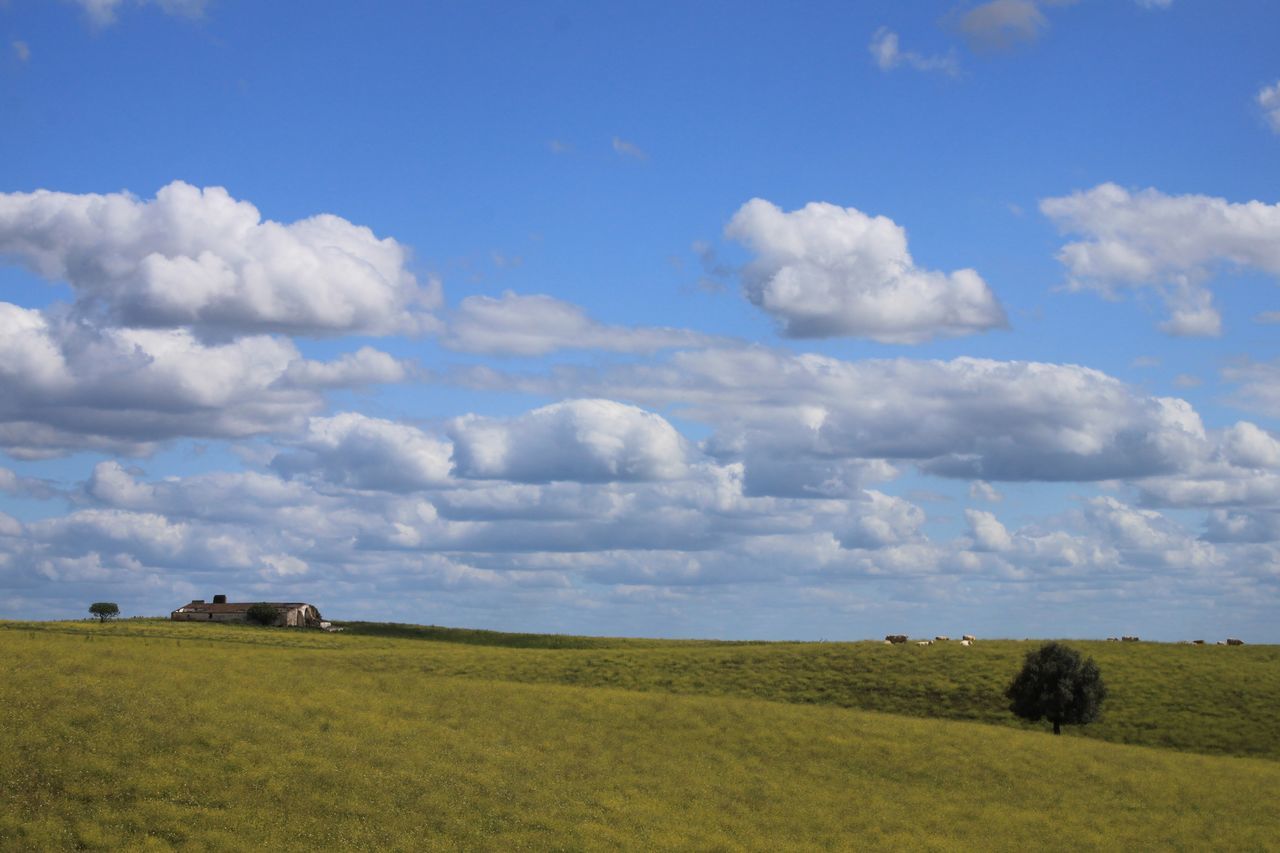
[1259,81,1280,135]
[957,0,1050,52]
[612,136,648,160]
[869,27,959,76]
[68,0,207,27]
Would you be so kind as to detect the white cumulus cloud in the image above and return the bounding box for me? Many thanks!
[450,399,688,484]
[279,347,411,388]
[502,348,1209,484]
[272,413,454,492]
[726,199,1007,343]
[0,181,440,338]
[0,301,403,457]
[1041,183,1280,336]
[966,509,1013,552]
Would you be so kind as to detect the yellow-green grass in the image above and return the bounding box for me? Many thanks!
[338,622,1280,759]
[6,620,1280,761]
[1,623,1278,851]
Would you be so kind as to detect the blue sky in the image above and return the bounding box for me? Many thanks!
[1,0,1278,641]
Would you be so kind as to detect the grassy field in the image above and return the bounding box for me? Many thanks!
[340,622,1280,760]
[1,620,1278,850]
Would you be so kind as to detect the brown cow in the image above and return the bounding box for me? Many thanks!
[1226,638,1244,646]
[885,634,908,644]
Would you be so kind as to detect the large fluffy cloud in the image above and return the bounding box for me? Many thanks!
[3,439,1272,639]
[726,199,1007,343]
[468,348,1210,484]
[1041,183,1280,336]
[450,399,688,483]
[271,413,454,492]
[0,302,404,457]
[1132,422,1280,509]
[442,291,715,356]
[963,496,1220,575]
[0,181,439,337]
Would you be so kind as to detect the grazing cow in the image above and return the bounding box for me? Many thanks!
[1193,640,1205,645]
[935,636,950,642]
[960,639,972,647]
[1106,637,1120,642]
[916,640,932,646]
[1122,636,1140,642]
[1216,641,1226,645]
[1226,638,1244,646]
[885,634,909,644]
[962,634,976,642]
[884,640,893,645]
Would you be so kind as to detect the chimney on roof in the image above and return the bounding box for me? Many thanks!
[213,594,227,604]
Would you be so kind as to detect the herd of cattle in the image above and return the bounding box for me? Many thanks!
[884,634,978,646]
[883,635,1246,646]
[1106,637,1246,645]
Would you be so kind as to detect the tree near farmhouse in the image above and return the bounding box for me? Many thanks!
[88,602,120,622]
[245,603,278,626]
[1006,642,1107,735]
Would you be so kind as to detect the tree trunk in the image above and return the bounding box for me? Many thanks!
[1053,720,1061,735]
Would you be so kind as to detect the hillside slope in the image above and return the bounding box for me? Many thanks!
[2,622,1278,850]
[7,620,1280,760]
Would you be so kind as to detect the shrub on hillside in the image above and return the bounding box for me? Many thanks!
[245,603,279,626]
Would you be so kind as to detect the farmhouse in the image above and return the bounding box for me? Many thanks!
[171,594,323,628]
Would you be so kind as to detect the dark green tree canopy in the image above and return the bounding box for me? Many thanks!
[245,603,279,626]
[1006,642,1107,735]
[88,602,120,622]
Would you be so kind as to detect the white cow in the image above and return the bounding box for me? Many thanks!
[960,639,972,647]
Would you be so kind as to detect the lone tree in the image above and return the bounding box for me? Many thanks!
[245,603,278,626]
[1006,642,1107,735]
[88,602,120,622]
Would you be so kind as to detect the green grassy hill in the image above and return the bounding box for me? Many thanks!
[324,622,1280,761]
[2,620,1277,850]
